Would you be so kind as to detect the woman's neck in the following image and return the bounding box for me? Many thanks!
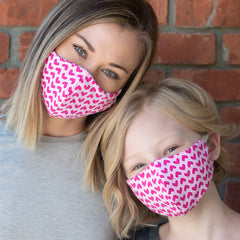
[41,108,87,137]
[159,182,240,240]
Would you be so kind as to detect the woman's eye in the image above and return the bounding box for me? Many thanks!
[102,69,119,80]
[73,45,87,58]
[166,146,177,154]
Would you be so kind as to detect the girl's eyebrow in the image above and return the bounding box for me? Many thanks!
[75,33,128,74]
[124,154,138,164]
[75,33,95,52]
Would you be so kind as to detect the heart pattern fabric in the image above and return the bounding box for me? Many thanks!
[126,140,214,217]
[41,51,121,119]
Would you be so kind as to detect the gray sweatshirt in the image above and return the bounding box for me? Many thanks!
[0,118,115,240]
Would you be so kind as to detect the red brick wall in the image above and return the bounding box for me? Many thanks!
[0,0,239,212]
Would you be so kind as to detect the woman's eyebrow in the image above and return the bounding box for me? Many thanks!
[75,33,95,52]
[109,63,128,73]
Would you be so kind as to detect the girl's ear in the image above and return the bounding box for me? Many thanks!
[208,133,221,161]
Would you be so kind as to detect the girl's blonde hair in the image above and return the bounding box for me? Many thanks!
[101,78,239,239]
[2,0,158,150]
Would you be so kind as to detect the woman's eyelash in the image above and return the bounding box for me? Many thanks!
[73,44,119,80]
[102,69,119,80]
[73,44,87,58]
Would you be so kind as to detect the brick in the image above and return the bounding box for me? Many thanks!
[221,106,240,125]
[0,0,58,26]
[224,182,240,213]
[225,143,240,176]
[172,69,240,101]
[0,33,9,64]
[153,33,215,65]
[213,0,240,28]
[175,0,213,27]
[0,69,19,98]
[175,0,240,28]
[142,69,166,83]
[148,0,168,25]
[223,34,240,65]
[19,32,36,62]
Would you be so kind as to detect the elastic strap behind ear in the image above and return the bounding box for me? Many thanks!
[201,133,209,143]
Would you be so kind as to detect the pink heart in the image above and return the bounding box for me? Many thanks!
[172,180,178,187]
[188,177,194,184]
[184,170,191,177]
[192,168,198,174]
[191,154,196,160]
[170,165,176,171]
[177,187,182,194]
[179,164,185,170]
[173,158,180,164]
[187,161,194,167]
[175,171,182,177]
[167,174,173,180]
[62,64,68,71]
[180,178,186,184]
[50,72,55,79]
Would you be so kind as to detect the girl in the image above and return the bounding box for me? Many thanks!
[101,78,240,240]
[0,0,158,239]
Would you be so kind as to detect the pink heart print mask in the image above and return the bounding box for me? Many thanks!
[41,51,121,119]
[126,140,214,217]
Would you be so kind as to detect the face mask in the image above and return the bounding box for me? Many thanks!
[126,139,214,217]
[41,51,121,119]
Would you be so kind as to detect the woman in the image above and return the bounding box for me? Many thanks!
[101,78,240,239]
[0,0,158,239]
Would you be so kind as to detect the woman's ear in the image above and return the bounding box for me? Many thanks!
[208,133,221,161]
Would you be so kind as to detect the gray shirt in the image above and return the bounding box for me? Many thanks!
[0,118,115,240]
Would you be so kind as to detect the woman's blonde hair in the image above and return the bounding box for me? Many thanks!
[2,0,158,149]
[101,78,239,239]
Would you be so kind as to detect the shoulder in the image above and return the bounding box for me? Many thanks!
[0,116,14,139]
[0,116,13,138]
[125,226,159,240]
[0,115,5,132]
[0,116,19,158]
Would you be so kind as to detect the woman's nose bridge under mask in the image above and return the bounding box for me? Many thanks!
[41,51,121,119]
[126,139,214,217]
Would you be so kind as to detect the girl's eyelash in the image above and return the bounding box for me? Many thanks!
[102,69,120,80]
[166,146,178,154]
[133,163,145,171]
[73,44,87,58]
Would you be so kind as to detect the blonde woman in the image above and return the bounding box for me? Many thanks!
[0,0,158,239]
[101,78,240,239]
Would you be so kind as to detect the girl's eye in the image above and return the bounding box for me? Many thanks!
[102,69,119,80]
[133,163,145,171]
[73,45,87,58]
[166,146,178,154]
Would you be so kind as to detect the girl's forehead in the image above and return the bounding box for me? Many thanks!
[127,108,182,135]
[125,108,198,151]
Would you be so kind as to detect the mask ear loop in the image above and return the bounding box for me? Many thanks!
[201,133,209,143]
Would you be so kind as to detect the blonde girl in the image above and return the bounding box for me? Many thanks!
[102,78,240,239]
